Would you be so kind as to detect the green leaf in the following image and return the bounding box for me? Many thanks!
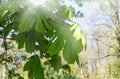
[81,32,87,50]
[15,33,25,49]
[35,17,45,33]
[71,24,82,40]
[63,37,79,64]
[42,17,52,30]
[66,7,74,20]
[71,23,86,50]
[68,8,74,20]
[71,24,84,52]
[35,33,47,51]
[48,32,65,56]
[45,29,55,38]
[24,55,45,79]
[2,10,9,18]
[25,30,36,53]
[15,30,36,53]
[62,26,82,65]
[18,14,36,33]
[49,54,62,72]
[2,22,13,37]
[48,24,85,65]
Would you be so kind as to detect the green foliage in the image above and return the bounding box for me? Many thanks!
[0,0,86,79]
[24,55,44,79]
[66,7,74,20]
[8,69,24,79]
[112,59,120,78]
[49,55,62,72]
[35,17,45,33]
[48,31,65,56]
[18,13,36,33]
[44,65,78,79]
[61,64,71,73]
[2,22,14,37]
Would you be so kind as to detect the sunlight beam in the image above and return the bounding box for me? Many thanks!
[29,0,47,6]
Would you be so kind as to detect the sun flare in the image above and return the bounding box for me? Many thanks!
[29,0,47,6]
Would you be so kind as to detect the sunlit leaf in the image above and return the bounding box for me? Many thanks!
[2,10,9,18]
[35,17,45,33]
[66,7,74,20]
[81,32,87,50]
[68,8,74,20]
[63,28,79,64]
[18,12,36,32]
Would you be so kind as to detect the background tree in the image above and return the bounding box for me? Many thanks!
[79,0,120,78]
[65,0,120,79]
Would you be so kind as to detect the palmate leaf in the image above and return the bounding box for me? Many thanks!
[48,24,86,65]
[24,55,44,79]
[63,24,86,64]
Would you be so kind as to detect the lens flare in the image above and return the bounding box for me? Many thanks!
[29,0,47,6]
